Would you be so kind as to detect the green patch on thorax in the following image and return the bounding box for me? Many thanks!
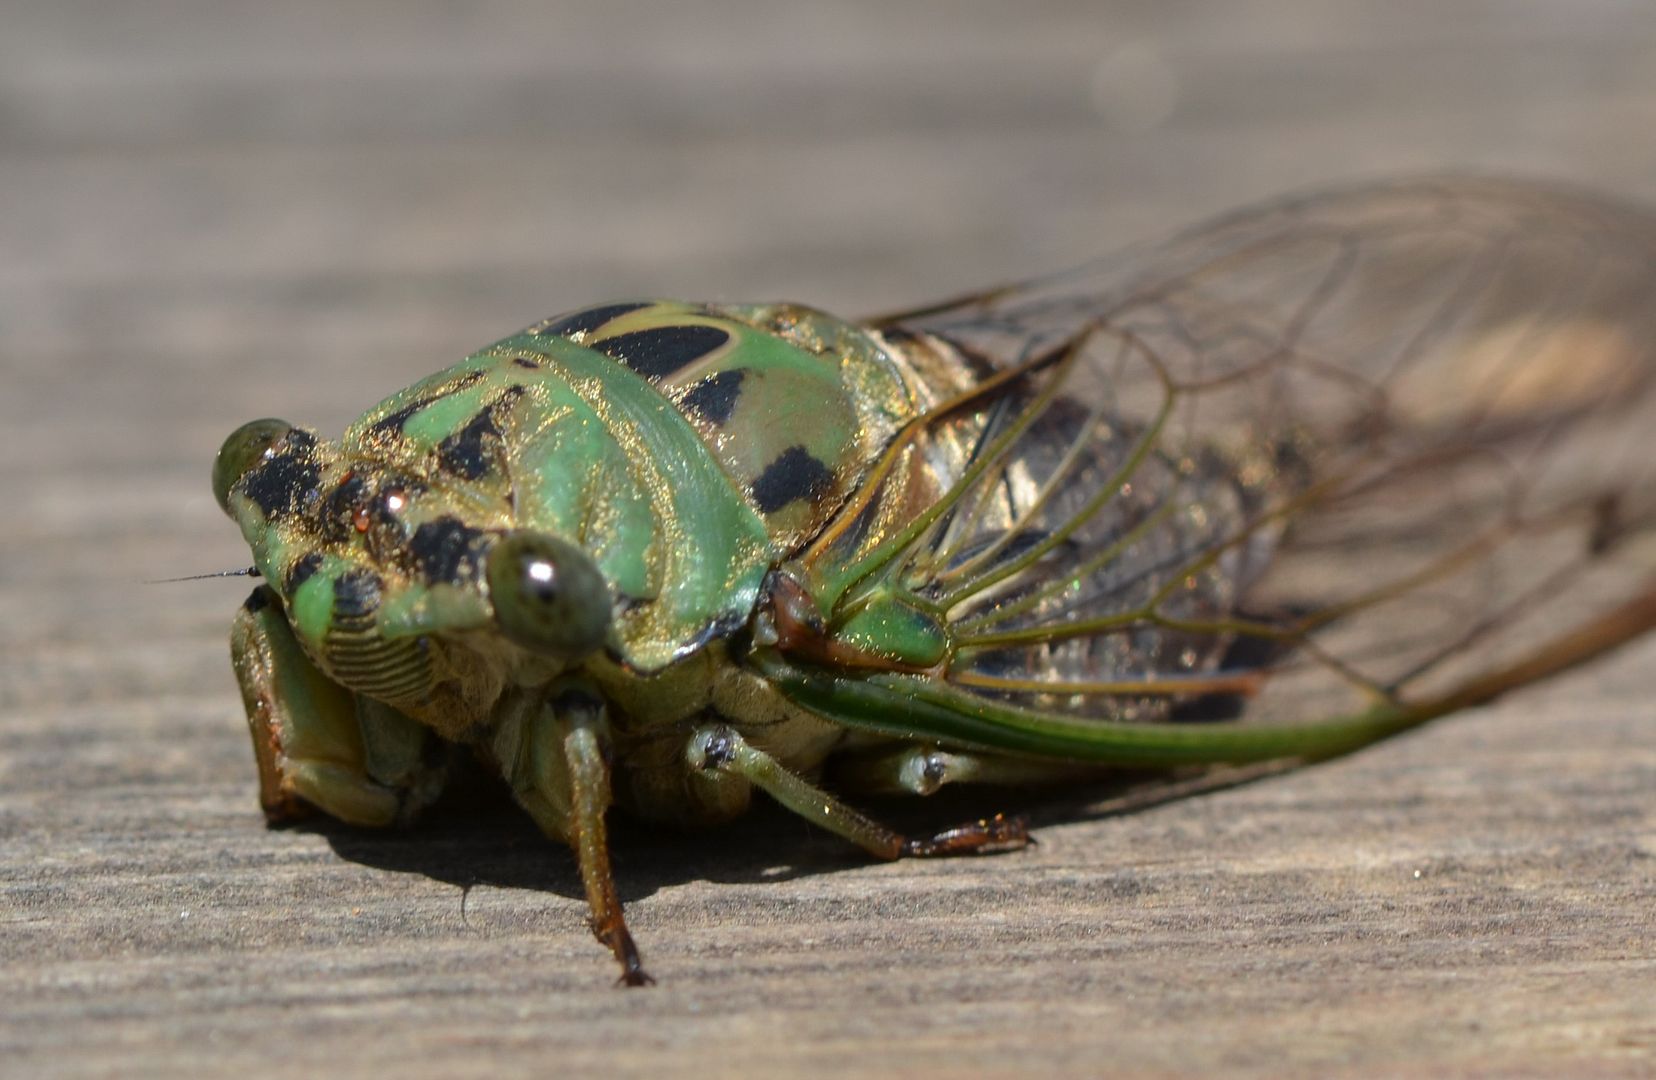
[582,301,916,552]
[485,332,776,671]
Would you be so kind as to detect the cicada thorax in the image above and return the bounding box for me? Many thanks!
[318,299,932,676]
[531,300,923,552]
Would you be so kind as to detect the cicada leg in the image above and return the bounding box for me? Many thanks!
[495,684,652,988]
[685,725,1031,859]
[230,586,450,827]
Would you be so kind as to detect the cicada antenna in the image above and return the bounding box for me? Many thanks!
[144,566,262,585]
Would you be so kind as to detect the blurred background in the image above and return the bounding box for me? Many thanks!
[8,1,1656,581]
[9,1,1656,477]
[8,1,1656,564]
[4,2,1655,1075]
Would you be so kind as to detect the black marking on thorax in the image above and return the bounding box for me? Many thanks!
[369,370,488,437]
[436,386,525,481]
[591,325,731,382]
[678,369,748,425]
[749,445,835,514]
[532,302,652,339]
[437,412,501,481]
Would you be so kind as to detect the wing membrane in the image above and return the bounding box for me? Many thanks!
[793,178,1656,737]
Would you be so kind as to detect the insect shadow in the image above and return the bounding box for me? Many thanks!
[307,766,870,906]
[305,760,1291,906]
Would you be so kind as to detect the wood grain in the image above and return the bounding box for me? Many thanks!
[2,3,1653,1076]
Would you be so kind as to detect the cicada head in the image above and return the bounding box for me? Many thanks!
[213,417,613,732]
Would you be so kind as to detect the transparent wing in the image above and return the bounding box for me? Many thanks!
[786,177,1656,740]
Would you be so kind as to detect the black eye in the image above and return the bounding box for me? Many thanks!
[486,531,611,658]
[213,418,295,514]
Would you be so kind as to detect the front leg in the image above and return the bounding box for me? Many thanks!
[494,683,651,987]
[231,587,449,826]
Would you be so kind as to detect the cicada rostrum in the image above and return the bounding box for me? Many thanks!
[215,178,1656,985]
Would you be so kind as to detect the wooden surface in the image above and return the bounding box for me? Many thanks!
[3,3,1654,1076]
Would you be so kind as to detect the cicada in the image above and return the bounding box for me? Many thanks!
[214,178,1656,985]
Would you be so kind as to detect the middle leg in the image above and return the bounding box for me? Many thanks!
[684,725,1030,859]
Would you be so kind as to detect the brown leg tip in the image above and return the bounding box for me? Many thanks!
[903,812,1032,857]
[616,968,656,988]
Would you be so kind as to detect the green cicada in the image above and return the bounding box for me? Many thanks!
[214,178,1656,985]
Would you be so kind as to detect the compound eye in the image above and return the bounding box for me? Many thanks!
[486,530,611,658]
[213,418,295,514]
